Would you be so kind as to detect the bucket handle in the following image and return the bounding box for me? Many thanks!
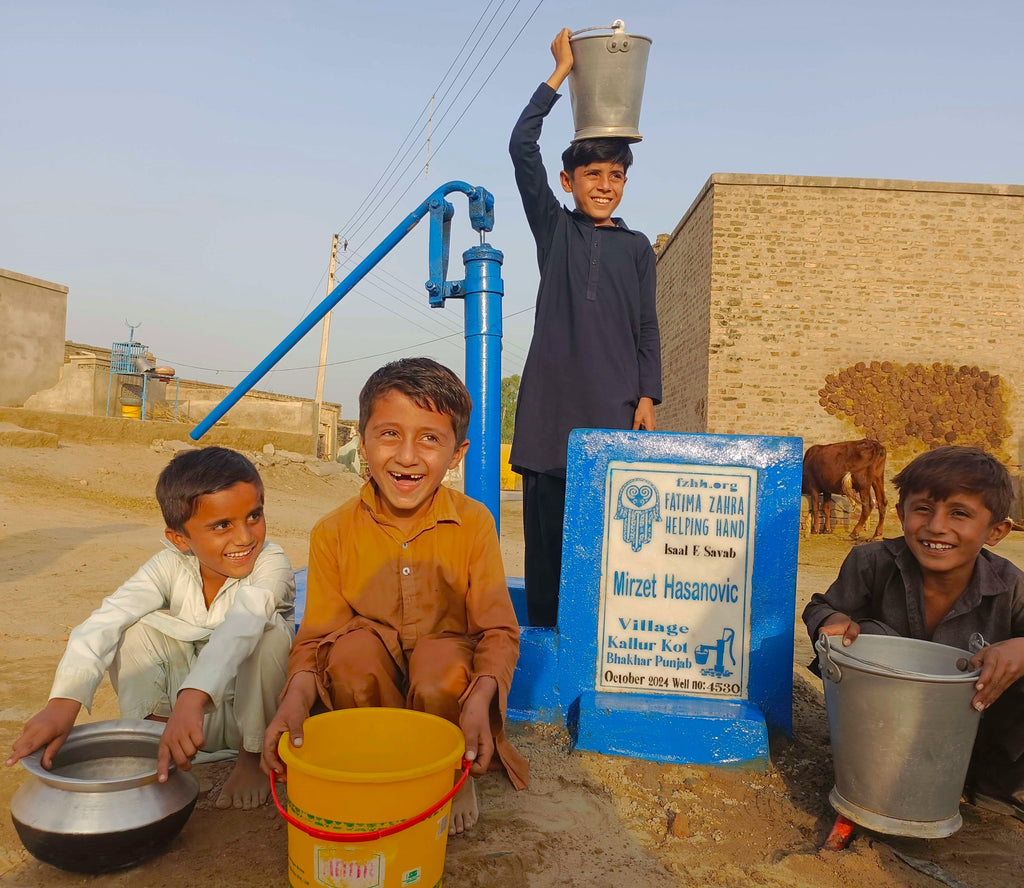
[270,758,472,843]
[817,635,843,683]
[817,634,977,681]
[570,19,626,37]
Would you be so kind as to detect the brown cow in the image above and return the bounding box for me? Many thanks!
[802,439,887,539]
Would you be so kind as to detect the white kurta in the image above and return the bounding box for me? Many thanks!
[50,541,295,753]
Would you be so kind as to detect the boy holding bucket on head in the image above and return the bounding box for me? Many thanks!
[508,27,662,627]
[6,447,296,810]
[802,446,1024,820]
[262,358,527,835]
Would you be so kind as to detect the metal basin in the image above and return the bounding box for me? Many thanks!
[10,718,198,873]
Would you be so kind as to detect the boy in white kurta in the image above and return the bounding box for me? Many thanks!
[6,447,295,809]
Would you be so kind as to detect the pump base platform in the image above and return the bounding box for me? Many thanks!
[507,627,561,722]
[571,690,769,768]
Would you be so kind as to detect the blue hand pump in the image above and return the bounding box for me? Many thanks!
[189,181,504,529]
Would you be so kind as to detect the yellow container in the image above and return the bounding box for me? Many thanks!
[121,404,141,420]
[278,708,465,888]
[499,443,520,491]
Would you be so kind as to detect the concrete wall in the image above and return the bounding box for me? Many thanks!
[22,342,341,457]
[24,352,110,416]
[0,406,319,454]
[655,174,1024,465]
[0,268,69,407]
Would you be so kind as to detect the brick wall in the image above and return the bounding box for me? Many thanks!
[655,174,1024,465]
[652,181,714,431]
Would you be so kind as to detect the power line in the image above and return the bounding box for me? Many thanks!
[164,304,533,376]
[335,0,507,240]
[334,247,530,362]
[338,0,541,258]
[186,0,543,387]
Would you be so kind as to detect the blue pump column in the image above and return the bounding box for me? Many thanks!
[461,244,503,529]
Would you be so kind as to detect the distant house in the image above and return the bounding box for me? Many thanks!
[1,267,340,457]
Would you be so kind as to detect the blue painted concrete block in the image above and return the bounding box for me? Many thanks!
[294,567,307,627]
[557,429,801,766]
[572,691,769,768]
[507,575,527,626]
[506,627,561,723]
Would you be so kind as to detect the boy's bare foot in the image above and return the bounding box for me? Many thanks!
[215,749,268,810]
[449,774,477,836]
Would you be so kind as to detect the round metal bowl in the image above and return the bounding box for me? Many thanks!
[10,718,199,873]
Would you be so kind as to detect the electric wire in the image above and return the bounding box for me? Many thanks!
[165,305,533,376]
[292,0,541,379]
[338,0,518,242]
[293,1,504,322]
[332,0,504,243]
[328,245,530,363]
[336,0,541,257]
[285,0,540,372]
[292,0,535,350]
[178,0,542,388]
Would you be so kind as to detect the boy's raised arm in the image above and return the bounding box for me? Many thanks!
[509,31,571,255]
[546,28,573,91]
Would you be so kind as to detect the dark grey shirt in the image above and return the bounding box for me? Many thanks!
[803,536,1024,761]
[508,83,662,478]
[802,537,1024,647]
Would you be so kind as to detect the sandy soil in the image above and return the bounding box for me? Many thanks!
[2,438,1024,887]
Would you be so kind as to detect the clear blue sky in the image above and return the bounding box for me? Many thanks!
[3,0,1021,419]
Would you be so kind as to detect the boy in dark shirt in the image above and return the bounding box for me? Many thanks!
[509,28,662,627]
[803,446,1024,819]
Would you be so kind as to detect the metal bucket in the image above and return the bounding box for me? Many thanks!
[816,634,981,838]
[11,719,198,872]
[568,20,651,143]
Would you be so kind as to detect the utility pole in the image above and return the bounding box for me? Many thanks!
[314,233,339,459]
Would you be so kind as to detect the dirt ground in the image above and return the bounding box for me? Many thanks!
[2,437,1024,888]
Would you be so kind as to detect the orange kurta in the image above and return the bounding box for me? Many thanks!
[287,482,527,789]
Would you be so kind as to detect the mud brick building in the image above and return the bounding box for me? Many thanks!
[654,174,1024,465]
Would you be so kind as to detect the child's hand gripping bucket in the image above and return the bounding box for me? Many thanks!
[273,708,468,888]
[816,634,981,838]
[568,20,652,143]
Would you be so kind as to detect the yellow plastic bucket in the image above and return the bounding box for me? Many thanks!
[275,708,466,888]
[121,404,141,420]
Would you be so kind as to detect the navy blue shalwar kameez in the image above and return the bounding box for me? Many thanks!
[509,83,662,626]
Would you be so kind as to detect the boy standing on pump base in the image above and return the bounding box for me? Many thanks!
[6,447,296,810]
[803,446,1024,819]
[262,358,527,836]
[509,28,662,627]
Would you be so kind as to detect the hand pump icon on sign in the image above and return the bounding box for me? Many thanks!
[694,627,736,678]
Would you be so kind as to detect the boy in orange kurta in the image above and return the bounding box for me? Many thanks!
[262,358,527,834]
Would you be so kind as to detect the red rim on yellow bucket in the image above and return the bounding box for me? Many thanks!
[275,708,466,888]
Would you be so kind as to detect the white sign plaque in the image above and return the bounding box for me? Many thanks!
[596,461,756,699]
